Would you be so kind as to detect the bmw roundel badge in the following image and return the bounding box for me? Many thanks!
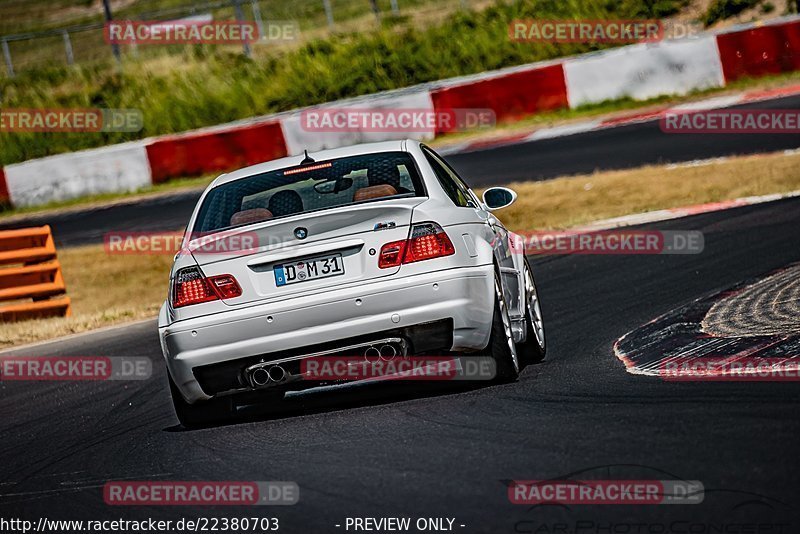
[294,227,308,240]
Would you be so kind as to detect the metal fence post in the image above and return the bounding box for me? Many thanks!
[232,0,252,57]
[369,0,380,22]
[62,30,74,65]
[102,0,121,63]
[250,0,265,41]
[323,0,334,29]
[1,39,13,77]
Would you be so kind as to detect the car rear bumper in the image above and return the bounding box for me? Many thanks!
[160,264,495,403]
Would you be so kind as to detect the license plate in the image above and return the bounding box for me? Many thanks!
[274,253,345,286]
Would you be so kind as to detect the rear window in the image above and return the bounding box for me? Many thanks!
[193,152,424,233]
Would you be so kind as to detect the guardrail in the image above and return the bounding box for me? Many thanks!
[0,225,71,322]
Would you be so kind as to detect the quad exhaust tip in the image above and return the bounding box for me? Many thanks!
[364,344,398,362]
[251,368,271,387]
[250,365,287,387]
[245,337,407,389]
[268,365,286,383]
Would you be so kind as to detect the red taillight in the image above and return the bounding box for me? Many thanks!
[173,268,242,308]
[209,275,242,299]
[405,228,456,263]
[378,223,455,269]
[378,240,407,269]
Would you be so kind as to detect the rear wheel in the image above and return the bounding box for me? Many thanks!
[168,374,233,428]
[487,272,520,382]
[517,258,546,364]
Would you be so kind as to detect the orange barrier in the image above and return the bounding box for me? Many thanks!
[0,225,71,322]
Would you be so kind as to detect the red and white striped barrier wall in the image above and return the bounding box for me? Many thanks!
[0,167,9,206]
[145,120,287,185]
[717,18,800,82]
[279,90,436,154]
[0,16,798,208]
[430,61,568,132]
[563,36,725,107]
[3,142,153,208]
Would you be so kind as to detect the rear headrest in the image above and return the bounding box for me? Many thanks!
[230,208,273,227]
[353,184,398,202]
[369,162,402,189]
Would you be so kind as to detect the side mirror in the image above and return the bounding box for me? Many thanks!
[482,187,517,211]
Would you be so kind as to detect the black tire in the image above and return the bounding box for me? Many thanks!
[168,373,233,428]
[487,271,520,382]
[516,258,546,365]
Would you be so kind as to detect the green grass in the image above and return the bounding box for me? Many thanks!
[0,0,402,34]
[702,0,763,25]
[0,0,691,167]
[0,0,467,73]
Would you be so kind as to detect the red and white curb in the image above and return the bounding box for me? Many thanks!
[576,188,800,232]
[613,262,800,378]
[437,84,800,156]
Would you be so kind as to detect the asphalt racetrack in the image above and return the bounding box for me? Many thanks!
[3,94,799,248]
[2,196,799,530]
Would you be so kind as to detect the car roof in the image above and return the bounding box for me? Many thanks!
[210,139,421,188]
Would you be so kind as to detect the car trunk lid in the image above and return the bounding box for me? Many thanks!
[189,197,422,306]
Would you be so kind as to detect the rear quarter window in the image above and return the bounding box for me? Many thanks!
[422,147,475,208]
